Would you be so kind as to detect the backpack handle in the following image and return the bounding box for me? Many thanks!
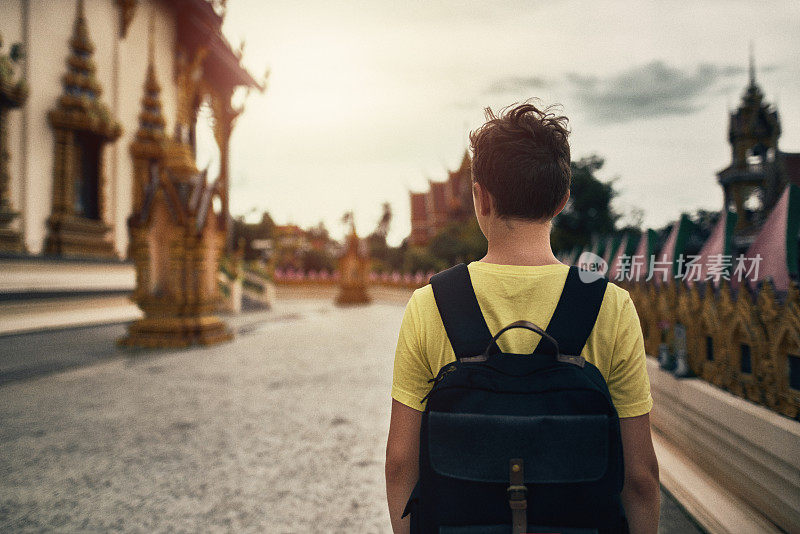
[483,320,560,358]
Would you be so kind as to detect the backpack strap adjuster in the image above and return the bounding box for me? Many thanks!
[508,458,527,534]
[557,353,587,367]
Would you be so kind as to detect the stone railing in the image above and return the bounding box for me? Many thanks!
[620,277,800,420]
[369,270,435,289]
[272,269,435,289]
[242,269,275,308]
[218,259,275,312]
[273,268,339,285]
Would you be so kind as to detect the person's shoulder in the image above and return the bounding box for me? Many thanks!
[568,266,630,314]
[600,278,633,317]
[603,279,630,302]
[408,283,436,315]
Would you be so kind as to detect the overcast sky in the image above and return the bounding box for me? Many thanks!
[198,0,800,246]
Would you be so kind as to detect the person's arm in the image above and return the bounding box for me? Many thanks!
[607,293,659,533]
[620,413,660,534]
[386,291,431,533]
[385,399,422,534]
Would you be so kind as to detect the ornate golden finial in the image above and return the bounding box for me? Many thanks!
[49,0,120,140]
[133,12,164,147]
[141,13,161,103]
[71,0,93,55]
[147,12,155,64]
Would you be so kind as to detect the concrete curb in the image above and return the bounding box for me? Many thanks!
[0,295,142,336]
[648,357,799,533]
[653,430,780,533]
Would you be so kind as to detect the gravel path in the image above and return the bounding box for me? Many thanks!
[1,300,398,533]
[0,297,702,533]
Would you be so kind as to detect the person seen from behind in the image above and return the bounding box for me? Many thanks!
[385,101,660,534]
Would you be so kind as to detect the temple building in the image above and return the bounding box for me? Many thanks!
[593,55,800,289]
[0,0,258,259]
[0,0,262,337]
[717,54,800,247]
[409,150,473,246]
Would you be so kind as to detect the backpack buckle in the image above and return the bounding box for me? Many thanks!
[507,485,528,508]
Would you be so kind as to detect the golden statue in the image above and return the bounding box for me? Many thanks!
[335,212,371,305]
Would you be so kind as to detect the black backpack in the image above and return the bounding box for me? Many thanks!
[403,263,627,534]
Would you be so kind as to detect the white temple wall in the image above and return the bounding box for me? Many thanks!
[1,0,179,257]
[111,0,178,257]
[84,0,117,254]
[23,1,72,254]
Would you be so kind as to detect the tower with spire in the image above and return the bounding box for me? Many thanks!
[717,46,786,239]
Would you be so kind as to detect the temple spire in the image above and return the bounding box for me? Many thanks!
[135,12,165,144]
[459,149,470,173]
[749,41,756,87]
[148,12,155,65]
[128,10,165,217]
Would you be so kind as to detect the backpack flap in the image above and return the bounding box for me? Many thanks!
[427,412,609,484]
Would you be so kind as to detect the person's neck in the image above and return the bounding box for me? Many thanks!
[479,218,562,267]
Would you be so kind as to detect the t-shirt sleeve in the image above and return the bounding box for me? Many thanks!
[607,293,654,418]
[391,292,434,411]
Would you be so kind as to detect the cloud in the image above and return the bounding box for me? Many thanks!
[483,76,551,95]
[567,60,746,123]
[484,60,771,123]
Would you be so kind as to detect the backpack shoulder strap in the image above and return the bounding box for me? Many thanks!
[430,263,498,359]
[533,266,608,357]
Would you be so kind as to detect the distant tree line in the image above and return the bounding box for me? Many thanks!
[234,155,720,275]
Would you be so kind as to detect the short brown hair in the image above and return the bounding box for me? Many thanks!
[469,101,571,221]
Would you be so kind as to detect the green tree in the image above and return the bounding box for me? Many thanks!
[367,202,393,268]
[306,220,330,243]
[403,246,446,273]
[301,248,336,273]
[427,218,487,266]
[684,209,719,256]
[232,211,276,261]
[551,156,619,254]
[382,238,408,273]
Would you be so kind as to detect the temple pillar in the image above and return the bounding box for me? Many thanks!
[209,85,241,247]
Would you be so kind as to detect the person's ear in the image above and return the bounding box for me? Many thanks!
[552,189,570,217]
[474,182,492,217]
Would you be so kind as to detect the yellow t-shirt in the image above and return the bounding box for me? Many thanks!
[391,261,653,418]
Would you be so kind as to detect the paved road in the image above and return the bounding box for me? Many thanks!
[0,299,703,533]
